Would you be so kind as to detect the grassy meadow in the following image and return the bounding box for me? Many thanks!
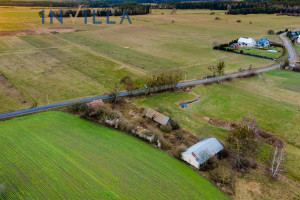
[1,7,300,112]
[134,70,300,184]
[0,111,229,199]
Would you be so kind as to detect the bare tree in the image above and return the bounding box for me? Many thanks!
[110,83,119,104]
[208,65,218,77]
[270,147,286,179]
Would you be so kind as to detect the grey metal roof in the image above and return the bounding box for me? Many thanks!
[182,138,224,165]
[145,108,170,126]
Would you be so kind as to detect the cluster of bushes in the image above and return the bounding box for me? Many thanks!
[68,102,188,152]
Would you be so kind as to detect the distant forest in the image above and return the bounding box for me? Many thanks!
[159,1,300,15]
[3,0,300,15]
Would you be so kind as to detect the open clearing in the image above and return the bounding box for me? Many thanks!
[1,8,300,112]
[135,70,300,185]
[0,111,229,200]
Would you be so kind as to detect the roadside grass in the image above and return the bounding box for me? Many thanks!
[0,111,229,200]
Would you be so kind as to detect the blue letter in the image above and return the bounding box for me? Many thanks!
[93,10,102,24]
[50,10,63,24]
[106,10,116,24]
[120,10,132,24]
[42,10,45,24]
[84,10,87,24]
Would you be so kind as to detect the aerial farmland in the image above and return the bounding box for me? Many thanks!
[0,1,300,200]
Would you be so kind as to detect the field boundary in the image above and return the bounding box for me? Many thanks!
[0,69,37,108]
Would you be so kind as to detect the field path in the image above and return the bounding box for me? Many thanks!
[51,34,147,75]
[0,32,295,120]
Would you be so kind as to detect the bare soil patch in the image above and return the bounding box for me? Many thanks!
[0,27,76,37]
[0,73,30,105]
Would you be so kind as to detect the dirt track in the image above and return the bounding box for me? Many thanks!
[0,27,76,37]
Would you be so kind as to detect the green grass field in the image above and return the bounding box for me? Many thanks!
[235,46,283,59]
[2,8,300,113]
[134,70,300,183]
[0,111,229,200]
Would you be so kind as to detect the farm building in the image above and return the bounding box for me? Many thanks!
[181,138,224,169]
[238,37,257,47]
[257,39,270,48]
[145,108,170,126]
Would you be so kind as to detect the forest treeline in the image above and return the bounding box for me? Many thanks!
[156,1,300,15]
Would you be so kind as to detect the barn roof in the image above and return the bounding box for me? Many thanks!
[182,138,224,165]
[238,37,256,44]
[145,108,170,126]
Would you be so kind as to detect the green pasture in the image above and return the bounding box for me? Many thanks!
[134,70,300,182]
[235,46,283,59]
[0,111,229,200]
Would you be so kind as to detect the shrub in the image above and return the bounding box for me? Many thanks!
[174,145,187,159]
[209,165,233,185]
[160,123,173,133]
[215,16,221,20]
[236,19,241,23]
[200,156,219,171]
[217,149,229,159]
[171,119,181,130]
[240,50,244,54]
[267,29,275,35]
[160,137,172,150]
[118,119,134,132]
[79,104,89,118]
[69,103,83,113]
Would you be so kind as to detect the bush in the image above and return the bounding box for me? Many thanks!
[118,119,136,133]
[160,137,172,150]
[200,156,219,171]
[217,149,229,159]
[174,145,187,159]
[79,104,89,118]
[160,123,173,133]
[171,119,181,130]
[236,19,241,23]
[267,29,275,35]
[209,165,233,185]
[215,16,221,20]
[69,103,83,113]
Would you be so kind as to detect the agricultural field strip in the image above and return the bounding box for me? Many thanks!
[50,34,147,75]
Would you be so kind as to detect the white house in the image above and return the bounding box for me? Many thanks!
[181,138,224,169]
[238,37,257,47]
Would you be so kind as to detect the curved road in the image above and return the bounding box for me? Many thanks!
[0,33,296,120]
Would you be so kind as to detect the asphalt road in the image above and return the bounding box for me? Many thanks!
[0,33,296,120]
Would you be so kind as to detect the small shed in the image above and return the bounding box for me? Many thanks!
[145,108,170,126]
[181,138,224,169]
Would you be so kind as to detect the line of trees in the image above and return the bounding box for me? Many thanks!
[154,1,300,15]
[115,71,183,99]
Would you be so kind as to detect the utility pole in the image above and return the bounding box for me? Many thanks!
[47,95,49,105]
